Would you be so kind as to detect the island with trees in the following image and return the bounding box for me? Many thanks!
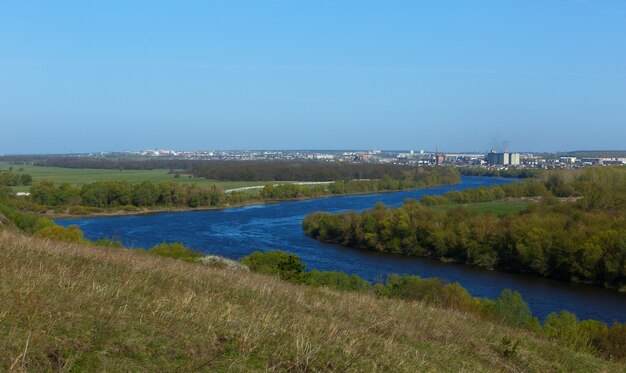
[303,167,626,290]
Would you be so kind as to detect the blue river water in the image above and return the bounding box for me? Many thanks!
[58,176,626,323]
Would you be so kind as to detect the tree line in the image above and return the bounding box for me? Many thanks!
[303,167,626,290]
[21,167,460,212]
[423,167,626,211]
[259,169,461,199]
[420,179,549,206]
[28,180,228,209]
[458,167,540,179]
[0,156,198,170]
[192,162,460,182]
[0,171,32,186]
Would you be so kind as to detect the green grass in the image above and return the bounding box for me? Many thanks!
[0,162,269,192]
[432,200,530,216]
[0,230,621,372]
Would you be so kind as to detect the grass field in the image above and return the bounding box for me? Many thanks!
[0,230,620,372]
[432,200,530,216]
[0,162,268,192]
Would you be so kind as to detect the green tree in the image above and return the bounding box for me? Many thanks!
[132,181,159,206]
[490,289,533,327]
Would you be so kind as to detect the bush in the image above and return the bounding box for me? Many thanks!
[0,202,52,234]
[199,255,249,271]
[0,186,12,200]
[488,289,535,328]
[376,274,477,311]
[300,270,371,292]
[33,224,87,243]
[242,251,305,281]
[543,311,593,353]
[598,323,626,360]
[68,205,103,215]
[148,242,203,262]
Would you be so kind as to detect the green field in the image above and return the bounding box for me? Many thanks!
[432,200,530,215]
[0,162,268,192]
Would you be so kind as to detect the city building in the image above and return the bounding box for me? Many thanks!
[486,150,520,166]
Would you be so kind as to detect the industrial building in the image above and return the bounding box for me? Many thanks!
[486,150,520,166]
[434,153,446,165]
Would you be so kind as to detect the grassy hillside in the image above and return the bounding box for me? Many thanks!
[0,231,621,372]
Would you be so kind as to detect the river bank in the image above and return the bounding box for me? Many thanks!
[45,180,468,219]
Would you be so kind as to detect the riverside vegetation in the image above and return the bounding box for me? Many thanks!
[1,185,625,369]
[15,166,460,216]
[303,167,626,291]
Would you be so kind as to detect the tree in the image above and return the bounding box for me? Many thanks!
[491,289,533,327]
[132,181,159,206]
[20,174,32,185]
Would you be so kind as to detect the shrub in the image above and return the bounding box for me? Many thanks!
[0,186,11,200]
[543,311,593,353]
[242,251,305,281]
[33,224,87,243]
[499,336,521,358]
[488,289,535,328]
[0,202,53,234]
[300,270,371,292]
[376,275,477,311]
[598,323,626,360]
[148,242,203,262]
[199,255,249,271]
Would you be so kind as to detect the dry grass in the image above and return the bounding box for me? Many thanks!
[0,231,621,372]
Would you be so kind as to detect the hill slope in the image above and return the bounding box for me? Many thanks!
[0,231,621,372]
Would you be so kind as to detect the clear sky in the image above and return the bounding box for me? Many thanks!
[1,1,625,154]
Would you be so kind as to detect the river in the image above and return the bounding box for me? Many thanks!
[57,176,626,323]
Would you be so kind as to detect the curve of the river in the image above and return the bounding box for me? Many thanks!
[58,176,626,323]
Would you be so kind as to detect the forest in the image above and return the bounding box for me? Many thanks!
[1,156,198,171]
[191,161,460,182]
[303,167,626,290]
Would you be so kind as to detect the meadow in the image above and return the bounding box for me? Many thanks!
[0,162,269,192]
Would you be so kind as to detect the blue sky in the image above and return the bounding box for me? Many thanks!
[1,1,625,154]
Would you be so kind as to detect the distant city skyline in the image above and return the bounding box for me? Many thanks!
[4,147,625,157]
[1,1,625,154]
